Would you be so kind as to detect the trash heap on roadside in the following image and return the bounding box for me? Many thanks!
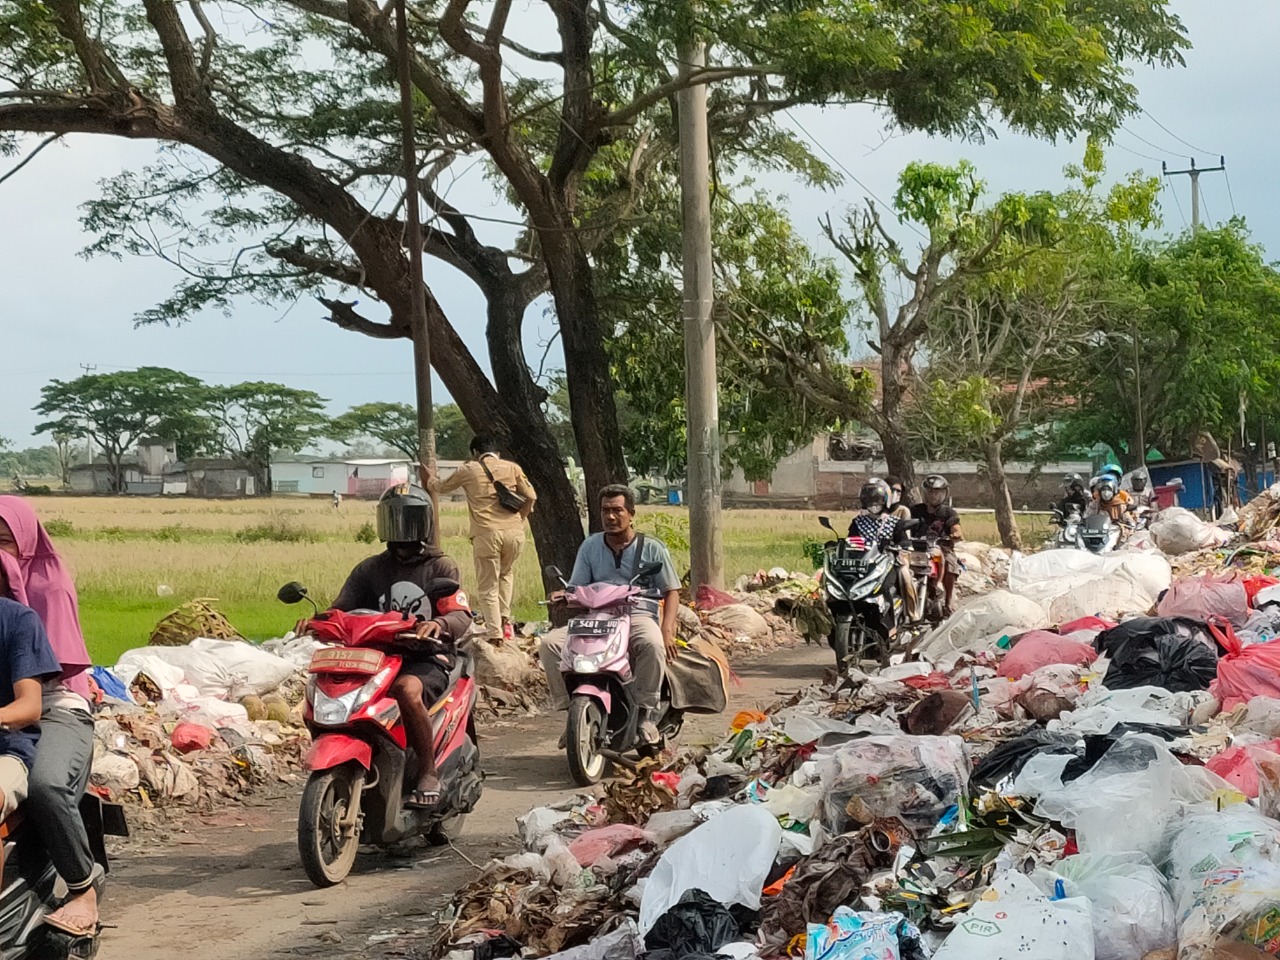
[87,633,317,809]
[429,509,1280,960]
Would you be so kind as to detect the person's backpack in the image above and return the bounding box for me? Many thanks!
[478,457,528,514]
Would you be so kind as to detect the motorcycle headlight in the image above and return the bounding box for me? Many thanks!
[311,666,393,726]
[573,653,606,674]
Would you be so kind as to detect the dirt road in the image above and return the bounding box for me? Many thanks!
[98,642,830,960]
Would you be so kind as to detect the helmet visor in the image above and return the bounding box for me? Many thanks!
[377,499,433,543]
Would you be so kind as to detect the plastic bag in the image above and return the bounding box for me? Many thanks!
[1210,623,1280,711]
[644,889,738,960]
[170,722,215,753]
[1205,741,1280,798]
[1094,617,1219,693]
[114,638,295,700]
[567,824,653,867]
[639,804,782,934]
[1050,685,1196,735]
[819,734,969,836]
[1158,574,1250,626]
[1150,506,1232,555]
[804,909,928,960]
[1008,550,1171,622]
[1038,852,1176,960]
[997,630,1097,679]
[915,590,1050,666]
[1164,809,1280,957]
[933,872,1094,960]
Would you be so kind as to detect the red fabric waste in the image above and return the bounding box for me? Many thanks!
[695,584,738,610]
[1058,616,1117,634]
[651,771,681,793]
[901,672,952,691]
[566,824,651,866]
[996,630,1097,679]
[1208,620,1280,711]
[1205,740,1280,798]
[1245,576,1280,607]
[170,722,214,753]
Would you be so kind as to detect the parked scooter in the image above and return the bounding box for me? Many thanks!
[546,563,684,786]
[279,581,482,888]
[816,516,911,669]
[0,795,126,959]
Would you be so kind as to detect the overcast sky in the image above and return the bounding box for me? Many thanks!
[1,0,1270,447]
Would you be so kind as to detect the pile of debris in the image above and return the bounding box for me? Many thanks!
[427,525,1280,960]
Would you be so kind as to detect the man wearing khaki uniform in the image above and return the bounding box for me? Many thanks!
[431,435,536,641]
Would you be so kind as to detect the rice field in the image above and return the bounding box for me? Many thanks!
[14,495,1049,663]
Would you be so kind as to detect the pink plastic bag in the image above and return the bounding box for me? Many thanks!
[997,630,1097,679]
[170,721,214,753]
[1205,740,1280,797]
[1059,616,1117,634]
[1157,573,1250,626]
[1209,621,1280,711]
[566,824,652,866]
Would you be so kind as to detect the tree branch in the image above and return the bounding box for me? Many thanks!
[141,0,211,109]
[317,297,403,339]
[45,0,131,91]
[0,134,61,187]
[189,0,218,79]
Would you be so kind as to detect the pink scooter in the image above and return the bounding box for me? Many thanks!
[547,563,683,785]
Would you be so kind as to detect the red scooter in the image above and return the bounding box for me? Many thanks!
[278,581,482,887]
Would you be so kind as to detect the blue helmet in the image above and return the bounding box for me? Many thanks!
[1099,464,1124,482]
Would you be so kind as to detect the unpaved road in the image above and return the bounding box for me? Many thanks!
[97,643,831,960]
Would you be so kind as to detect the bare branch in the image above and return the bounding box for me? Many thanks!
[0,134,61,188]
[270,240,367,287]
[141,0,211,108]
[189,0,218,78]
[317,297,404,339]
[595,66,773,133]
[46,0,131,91]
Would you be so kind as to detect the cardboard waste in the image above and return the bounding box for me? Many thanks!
[421,496,1280,960]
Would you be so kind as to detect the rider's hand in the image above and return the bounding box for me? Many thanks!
[663,628,680,663]
[293,618,311,637]
[549,590,567,604]
[413,619,443,640]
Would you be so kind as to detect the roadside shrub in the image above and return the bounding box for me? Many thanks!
[153,524,187,542]
[43,518,75,538]
[801,537,826,570]
[235,514,317,543]
[354,521,378,544]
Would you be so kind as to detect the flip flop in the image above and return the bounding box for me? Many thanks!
[405,788,441,810]
[43,910,99,939]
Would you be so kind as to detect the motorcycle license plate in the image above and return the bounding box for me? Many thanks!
[568,618,620,636]
[832,558,867,574]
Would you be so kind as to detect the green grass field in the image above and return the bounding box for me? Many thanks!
[21,496,1048,664]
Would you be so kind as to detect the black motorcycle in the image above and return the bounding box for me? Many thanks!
[817,516,912,669]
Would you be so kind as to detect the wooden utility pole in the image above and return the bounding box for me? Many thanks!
[677,32,724,590]
[395,0,438,538]
[1163,156,1226,235]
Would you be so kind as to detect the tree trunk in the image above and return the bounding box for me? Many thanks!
[484,283,585,585]
[877,340,917,493]
[984,438,1022,550]
[540,236,629,532]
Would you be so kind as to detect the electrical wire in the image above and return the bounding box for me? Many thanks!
[1225,169,1239,217]
[784,110,930,242]
[1140,107,1218,157]
[1163,178,1188,230]
[1120,124,1179,158]
[1111,139,1164,165]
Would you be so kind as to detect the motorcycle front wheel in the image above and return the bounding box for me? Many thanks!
[566,697,608,786]
[298,765,363,887]
[829,619,852,670]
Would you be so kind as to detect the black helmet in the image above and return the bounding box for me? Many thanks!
[922,474,949,506]
[1065,473,1085,493]
[376,483,434,543]
[1132,473,1148,492]
[859,479,890,513]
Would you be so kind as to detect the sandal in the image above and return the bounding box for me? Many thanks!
[405,788,441,810]
[44,904,99,939]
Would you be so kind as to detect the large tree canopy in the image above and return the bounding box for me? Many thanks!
[1,0,1187,566]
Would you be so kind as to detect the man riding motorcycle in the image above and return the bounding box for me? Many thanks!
[1129,472,1156,512]
[328,484,472,810]
[910,475,963,618]
[538,485,681,747]
[848,479,916,611]
[1059,474,1090,517]
[1088,475,1135,525]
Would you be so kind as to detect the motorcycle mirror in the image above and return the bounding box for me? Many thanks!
[277,581,308,605]
[818,516,836,532]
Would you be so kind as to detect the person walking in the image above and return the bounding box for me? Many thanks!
[430,435,536,642]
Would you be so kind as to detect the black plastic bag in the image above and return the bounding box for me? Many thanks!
[971,728,1079,789]
[1094,616,1219,692]
[644,889,739,960]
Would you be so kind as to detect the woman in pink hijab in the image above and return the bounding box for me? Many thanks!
[0,497,100,935]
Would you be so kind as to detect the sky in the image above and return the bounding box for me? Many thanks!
[1,0,1272,448]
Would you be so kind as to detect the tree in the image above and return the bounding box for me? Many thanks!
[200,382,329,489]
[34,367,206,492]
[329,401,470,461]
[51,431,77,487]
[0,0,1187,569]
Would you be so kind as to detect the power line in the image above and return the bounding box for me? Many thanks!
[1120,125,1179,158]
[1163,178,1188,229]
[1141,107,1218,156]
[784,110,930,242]
[1111,139,1164,165]
[1225,169,1240,218]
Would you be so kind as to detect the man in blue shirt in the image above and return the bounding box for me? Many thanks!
[539,485,681,746]
[0,597,63,820]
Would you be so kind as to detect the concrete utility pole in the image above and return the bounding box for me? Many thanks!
[395,0,438,538]
[677,32,725,591]
[1163,156,1226,235]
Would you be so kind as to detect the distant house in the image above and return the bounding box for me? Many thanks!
[270,456,426,498]
[68,460,142,494]
[186,459,256,498]
[723,434,1093,510]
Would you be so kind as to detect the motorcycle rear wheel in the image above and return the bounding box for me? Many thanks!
[566,697,608,786]
[298,765,362,887]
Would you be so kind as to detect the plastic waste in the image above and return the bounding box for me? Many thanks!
[1158,574,1250,626]
[1094,617,1219,693]
[1050,685,1196,735]
[1210,622,1280,711]
[170,721,214,753]
[804,908,928,960]
[644,810,701,845]
[536,920,643,960]
[567,824,652,867]
[1205,741,1280,798]
[1150,506,1232,555]
[114,637,295,701]
[644,889,739,960]
[819,734,969,835]
[639,804,782,934]
[1164,809,1280,958]
[90,752,141,797]
[1007,549,1171,623]
[90,666,133,703]
[915,591,1049,666]
[1036,852,1176,960]
[933,872,1094,960]
[997,630,1097,679]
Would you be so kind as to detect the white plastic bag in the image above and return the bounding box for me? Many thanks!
[1049,685,1196,735]
[639,804,782,934]
[1164,809,1280,957]
[934,872,1094,960]
[1150,506,1231,555]
[916,591,1049,666]
[114,638,294,700]
[1007,550,1171,622]
[1037,852,1176,960]
[188,637,296,699]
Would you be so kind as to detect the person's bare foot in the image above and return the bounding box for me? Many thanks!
[406,773,441,809]
[45,887,99,936]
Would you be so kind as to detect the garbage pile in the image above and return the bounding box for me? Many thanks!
[87,635,316,809]
[428,540,1280,960]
